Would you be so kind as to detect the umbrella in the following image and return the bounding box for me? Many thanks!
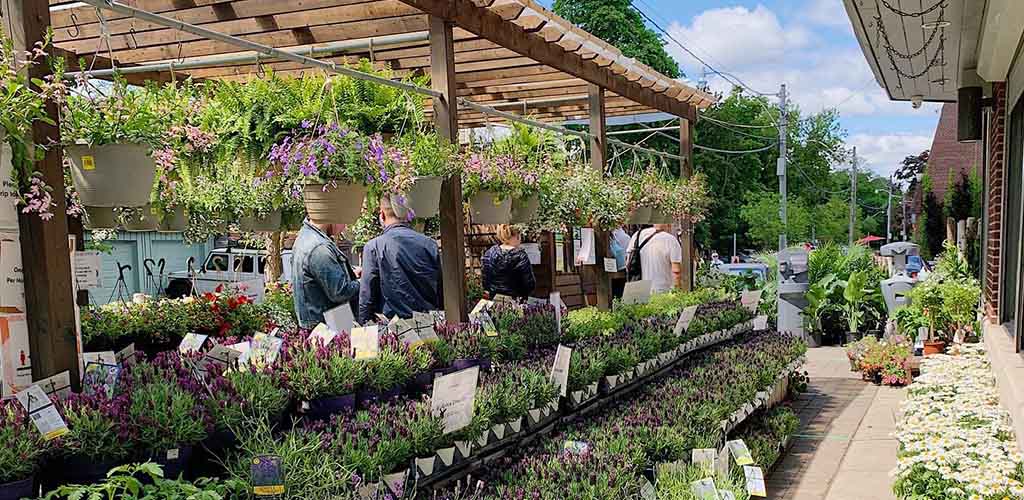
[856,235,884,244]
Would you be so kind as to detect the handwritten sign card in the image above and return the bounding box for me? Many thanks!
[351,326,380,360]
[431,366,480,434]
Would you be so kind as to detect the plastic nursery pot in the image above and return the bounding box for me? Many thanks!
[407,372,434,394]
[303,394,356,421]
[84,206,119,229]
[61,454,124,485]
[392,176,443,220]
[357,386,404,408]
[626,206,652,224]
[303,182,368,225]
[151,446,194,479]
[123,204,160,231]
[468,191,512,224]
[239,209,283,232]
[922,340,946,356]
[450,358,480,372]
[0,476,33,500]
[157,206,187,232]
[66,144,157,207]
[509,195,540,223]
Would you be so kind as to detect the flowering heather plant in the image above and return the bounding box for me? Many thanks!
[281,333,365,401]
[55,392,135,464]
[892,344,1024,500]
[0,400,48,483]
[127,379,208,453]
[267,122,374,185]
[435,323,488,365]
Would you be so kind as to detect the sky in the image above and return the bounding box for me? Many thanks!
[546,0,943,178]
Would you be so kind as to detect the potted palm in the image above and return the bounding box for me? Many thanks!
[268,122,374,225]
[62,76,165,209]
[0,402,46,500]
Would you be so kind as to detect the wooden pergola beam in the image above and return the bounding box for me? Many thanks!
[679,118,694,292]
[398,0,696,121]
[587,84,612,311]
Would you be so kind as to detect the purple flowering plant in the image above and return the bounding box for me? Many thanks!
[267,121,374,186]
[280,332,366,402]
[55,391,136,464]
[0,400,49,483]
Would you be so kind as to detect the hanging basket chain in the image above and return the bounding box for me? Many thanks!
[875,13,941,60]
[878,0,947,18]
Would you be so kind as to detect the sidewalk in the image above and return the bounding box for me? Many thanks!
[767,346,905,500]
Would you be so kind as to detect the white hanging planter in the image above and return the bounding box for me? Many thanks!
[123,204,159,231]
[84,206,118,229]
[509,195,540,223]
[391,176,443,220]
[66,144,157,207]
[303,182,367,225]
[239,209,283,232]
[469,190,511,224]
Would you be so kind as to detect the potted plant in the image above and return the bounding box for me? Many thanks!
[462,151,515,224]
[359,346,412,407]
[382,132,458,220]
[0,401,46,499]
[282,334,365,420]
[490,123,565,223]
[126,379,208,478]
[61,75,166,209]
[268,122,374,225]
[54,393,136,485]
[550,166,629,231]
[839,270,871,343]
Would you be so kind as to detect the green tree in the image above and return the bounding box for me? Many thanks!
[739,191,813,248]
[553,0,681,78]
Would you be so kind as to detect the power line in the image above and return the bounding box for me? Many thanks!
[695,142,776,154]
[701,114,777,130]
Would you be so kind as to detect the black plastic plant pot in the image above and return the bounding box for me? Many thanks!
[357,386,403,408]
[450,358,480,372]
[61,455,125,485]
[304,394,356,420]
[151,446,193,479]
[0,476,33,500]
[408,372,434,394]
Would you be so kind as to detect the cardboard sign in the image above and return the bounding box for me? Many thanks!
[622,280,653,305]
[72,251,102,290]
[692,448,717,474]
[0,234,26,311]
[550,292,563,336]
[689,478,719,500]
[82,362,120,397]
[34,371,72,401]
[521,243,541,265]
[728,440,754,466]
[603,257,618,273]
[0,312,30,397]
[674,305,698,336]
[82,351,116,367]
[430,366,480,434]
[576,228,596,265]
[740,290,763,314]
[15,384,69,440]
[351,325,380,360]
[251,455,285,496]
[179,333,209,354]
[115,344,136,365]
[753,315,768,331]
[309,323,337,346]
[744,466,766,497]
[324,303,354,335]
[550,345,572,397]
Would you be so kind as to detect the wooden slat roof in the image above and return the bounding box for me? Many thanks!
[46,0,715,125]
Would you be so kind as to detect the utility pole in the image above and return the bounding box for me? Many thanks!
[885,174,893,244]
[778,84,788,254]
[732,233,737,259]
[901,196,907,241]
[849,147,857,246]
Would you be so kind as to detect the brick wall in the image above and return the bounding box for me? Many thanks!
[926,102,984,201]
[985,82,1007,320]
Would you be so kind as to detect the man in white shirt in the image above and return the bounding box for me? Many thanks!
[625,224,683,294]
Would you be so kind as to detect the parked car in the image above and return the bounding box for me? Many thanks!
[716,263,770,281]
[165,247,292,302]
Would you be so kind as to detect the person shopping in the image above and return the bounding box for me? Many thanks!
[625,224,682,294]
[292,220,361,329]
[481,225,536,300]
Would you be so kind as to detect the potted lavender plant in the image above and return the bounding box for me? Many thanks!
[0,401,46,500]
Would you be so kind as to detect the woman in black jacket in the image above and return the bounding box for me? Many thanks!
[481,225,536,300]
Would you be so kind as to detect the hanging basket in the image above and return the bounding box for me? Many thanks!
[509,195,540,223]
[303,182,368,225]
[469,191,512,224]
[123,204,160,232]
[66,144,157,207]
[649,208,673,224]
[158,206,187,232]
[239,209,283,232]
[626,206,652,224]
[84,206,118,229]
[392,176,443,220]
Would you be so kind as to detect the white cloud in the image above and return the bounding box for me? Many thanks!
[848,132,934,177]
[667,5,811,69]
[806,0,849,28]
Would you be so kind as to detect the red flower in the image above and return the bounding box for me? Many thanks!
[215,284,224,293]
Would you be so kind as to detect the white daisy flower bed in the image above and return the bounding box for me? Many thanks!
[892,343,1024,500]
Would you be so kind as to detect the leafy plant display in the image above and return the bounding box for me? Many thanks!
[61,75,169,147]
[845,336,912,385]
[803,243,887,339]
[41,462,245,500]
[55,392,135,466]
[281,332,364,401]
[892,344,1024,500]
[903,243,981,343]
[731,406,800,470]
[0,401,47,484]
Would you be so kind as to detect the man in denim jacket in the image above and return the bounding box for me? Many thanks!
[358,194,442,324]
[292,220,361,329]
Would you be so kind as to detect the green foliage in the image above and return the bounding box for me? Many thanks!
[552,0,680,78]
[229,422,353,499]
[0,403,46,483]
[739,191,811,248]
[62,75,170,146]
[42,462,245,500]
[128,380,208,453]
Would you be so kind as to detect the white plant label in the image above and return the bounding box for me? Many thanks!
[744,465,766,497]
[741,290,762,314]
[550,345,572,397]
[324,303,354,335]
[309,323,337,346]
[577,228,596,265]
[15,384,69,440]
[179,333,209,354]
[469,299,493,321]
[692,448,717,474]
[727,439,754,466]
[674,305,698,336]
[203,344,242,372]
[689,478,720,500]
[82,351,116,367]
[550,292,563,336]
[431,366,479,434]
[72,251,102,290]
[719,491,736,500]
[115,344,136,365]
[603,257,618,273]
[351,325,380,360]
[250,333,284,366]
[753,315,768,331]
[34,370,72,400]
[622,280,653,305]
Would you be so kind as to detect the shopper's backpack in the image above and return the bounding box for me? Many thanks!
[625,229,661,281]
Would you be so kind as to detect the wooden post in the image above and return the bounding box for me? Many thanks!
[6,0,80,384]
[587,84,613,311]
[678,117,695,292]
[430,15,467,323]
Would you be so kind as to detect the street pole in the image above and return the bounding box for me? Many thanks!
[732,233,737,259]
[901,195,907,241]
[849,147,857,246]
[886,174,893,244]
[778,84,788,254]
